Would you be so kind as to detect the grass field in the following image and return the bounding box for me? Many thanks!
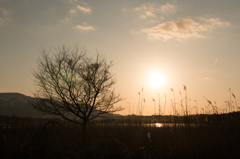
[0,117,240,159]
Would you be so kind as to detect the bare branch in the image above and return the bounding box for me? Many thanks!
[32,45,124,127]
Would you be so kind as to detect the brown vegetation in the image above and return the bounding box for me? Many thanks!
[0,117,240,159]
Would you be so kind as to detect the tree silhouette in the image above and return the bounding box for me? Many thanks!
[32,45,123,145]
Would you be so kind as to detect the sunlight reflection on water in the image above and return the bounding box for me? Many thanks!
[155,123,162,128]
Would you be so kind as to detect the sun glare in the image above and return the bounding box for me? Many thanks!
[149,72,165,88]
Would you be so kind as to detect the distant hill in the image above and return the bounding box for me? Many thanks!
[0,93,122,119]
[0,93,45,118]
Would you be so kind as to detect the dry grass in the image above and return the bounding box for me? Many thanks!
[0,119,240,159]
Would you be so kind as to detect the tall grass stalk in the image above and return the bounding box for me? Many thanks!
[203,97,218,114]
[164,93,166,115]
[137,92,140,115]
[140,87,144,115]
[232,93,238,112]
[225,101,230,113]
[201,108,204,114]
[170,88,176,115]
[170,99,173,115]
[229,88,232,112]
[183,85,188,116]
[142,99,145,115]
[179,91,183,116]
[189,98,191,115]
[194,100,198,115]
[157,93,160,115]
[152,98,156,115]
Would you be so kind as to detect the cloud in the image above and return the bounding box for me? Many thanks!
[200,17,230,27]
[141,17,230,41]
[160,3,176,14]
[77,5,91,14]
[0,8,11,25]
[133,3,176,19]
[61,2,91,23]
[69,9,77,14]
[61,17,71,23]
[73,23,95,31]
[134,4,157,19]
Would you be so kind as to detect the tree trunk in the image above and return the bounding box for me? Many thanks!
[82,120,87,151]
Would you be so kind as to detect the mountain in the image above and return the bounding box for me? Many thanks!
[0,93,45,117]
[0,93,122,119]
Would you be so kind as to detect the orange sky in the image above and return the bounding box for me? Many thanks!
[0,0,240,115]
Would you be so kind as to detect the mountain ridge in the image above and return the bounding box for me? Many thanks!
[0,92,45,118]
[0,92,122,119]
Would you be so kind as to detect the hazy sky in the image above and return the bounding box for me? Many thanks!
[1,0,240,115]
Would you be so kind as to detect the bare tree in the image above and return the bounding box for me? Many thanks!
[32,45,124,145]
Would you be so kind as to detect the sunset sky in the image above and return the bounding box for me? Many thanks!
[1,0,240,115]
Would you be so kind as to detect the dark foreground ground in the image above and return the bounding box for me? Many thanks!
[0,119,240,159]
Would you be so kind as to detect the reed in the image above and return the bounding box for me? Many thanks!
[152,98,156,115]
[194,100,198,115]
[137,92,140,115]
[189,98,191,115]
[164,93,167,115]
[140,87,144,115]
[232,92,239,111]
[229,88,232,112]
[1,118,240,159]
[203,97,218,114]
[170,88,176,115]
[157,93,161,115]
[183,85,188,116]
[179,91,184,116]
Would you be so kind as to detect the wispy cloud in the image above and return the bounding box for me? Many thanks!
[160,3,176,14]
[0,8,11,25]
[200,18,230,27]
[134,3,157,19]
[141,17,230,41]
[69,9,77,14]
[133,3,176,19]
[61,2,91,23]
[77,5,91,14]
[61,17,71,23]
[61,1,96,32]
[73,23,95,31]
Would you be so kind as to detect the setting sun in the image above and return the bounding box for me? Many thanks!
[149,72,165,88]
